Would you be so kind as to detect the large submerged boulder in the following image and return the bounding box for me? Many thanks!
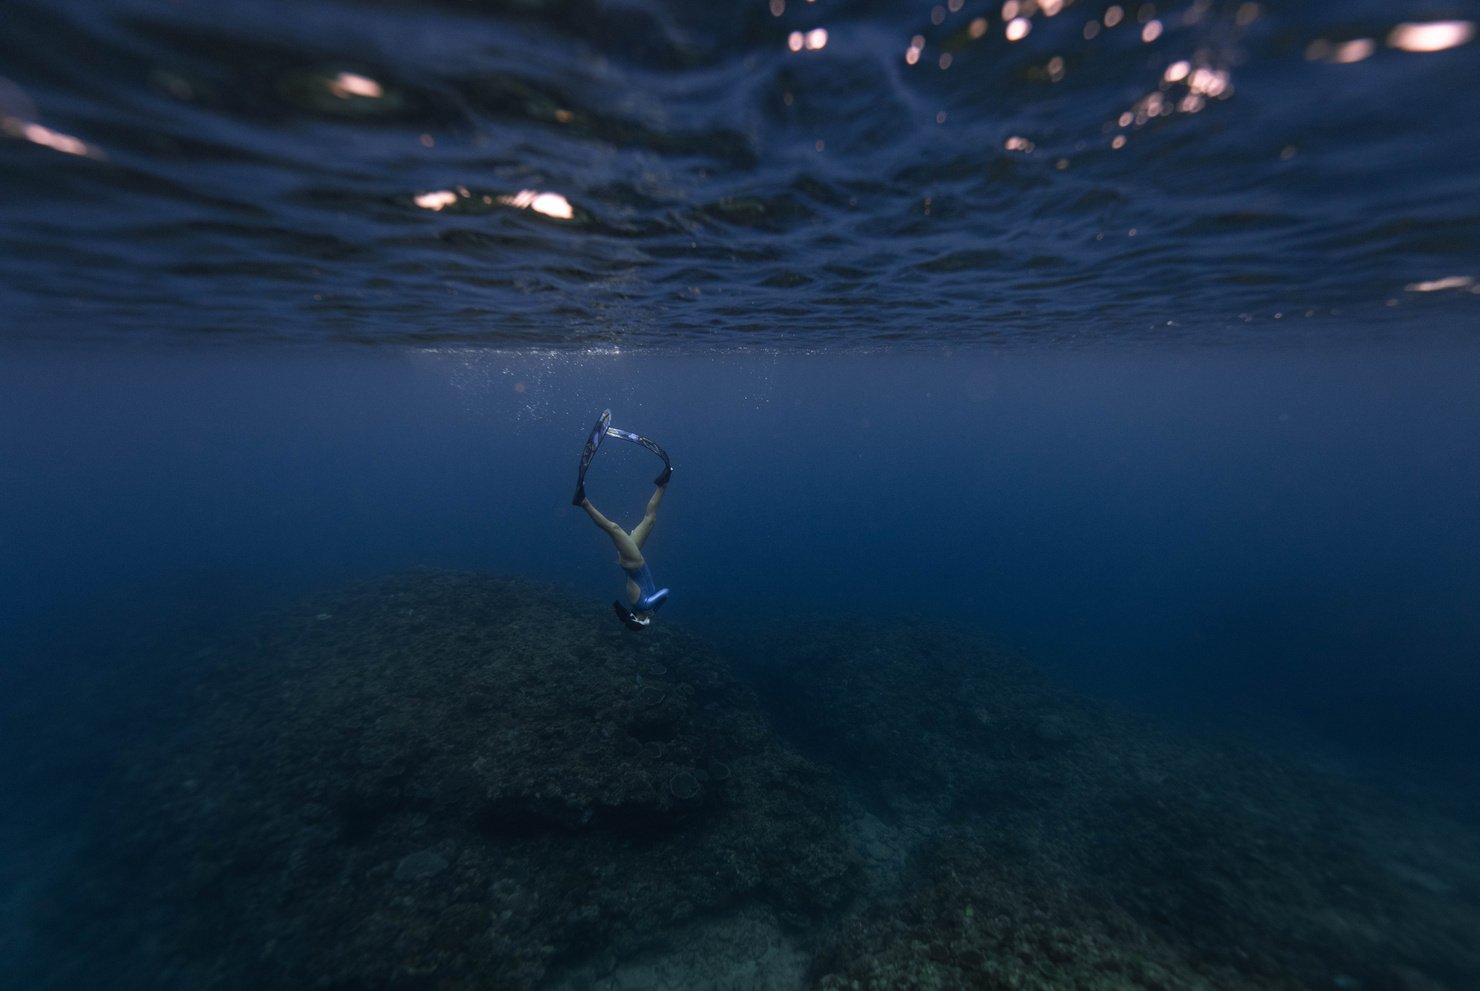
[60,571,859,991]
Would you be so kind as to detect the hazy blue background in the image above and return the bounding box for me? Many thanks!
[5,343,1478,792]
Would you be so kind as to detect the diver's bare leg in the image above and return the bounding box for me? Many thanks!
[581,498,644,568]
[630,484,666,550]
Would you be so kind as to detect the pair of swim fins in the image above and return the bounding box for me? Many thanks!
[572,409,671,505]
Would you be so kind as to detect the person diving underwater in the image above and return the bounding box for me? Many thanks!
[572,410,673,630]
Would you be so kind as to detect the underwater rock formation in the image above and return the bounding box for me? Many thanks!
[32,582,1480,991]
[743,620,1480,991]
[54,571,858,991]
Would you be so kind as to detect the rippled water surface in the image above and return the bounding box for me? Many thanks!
[2,0,1477,346]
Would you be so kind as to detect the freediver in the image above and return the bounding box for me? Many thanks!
[571,410,673,630]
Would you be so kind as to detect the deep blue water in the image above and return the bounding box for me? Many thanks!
[5,345,1479,763]
[3,0,1480,988]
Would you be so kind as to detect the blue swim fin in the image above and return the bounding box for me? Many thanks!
[604,424,672,487]
[572,409,612,504]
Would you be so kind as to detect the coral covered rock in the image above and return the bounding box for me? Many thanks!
[743,620,1480,991]
[56,571,858,991]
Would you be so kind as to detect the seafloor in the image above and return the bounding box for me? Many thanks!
[15,571,1480,991]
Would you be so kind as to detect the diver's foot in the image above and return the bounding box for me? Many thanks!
[654,465,672,487]
[572,483,586,506]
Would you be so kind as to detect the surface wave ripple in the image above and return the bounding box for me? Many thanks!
[1,0,1477,347]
